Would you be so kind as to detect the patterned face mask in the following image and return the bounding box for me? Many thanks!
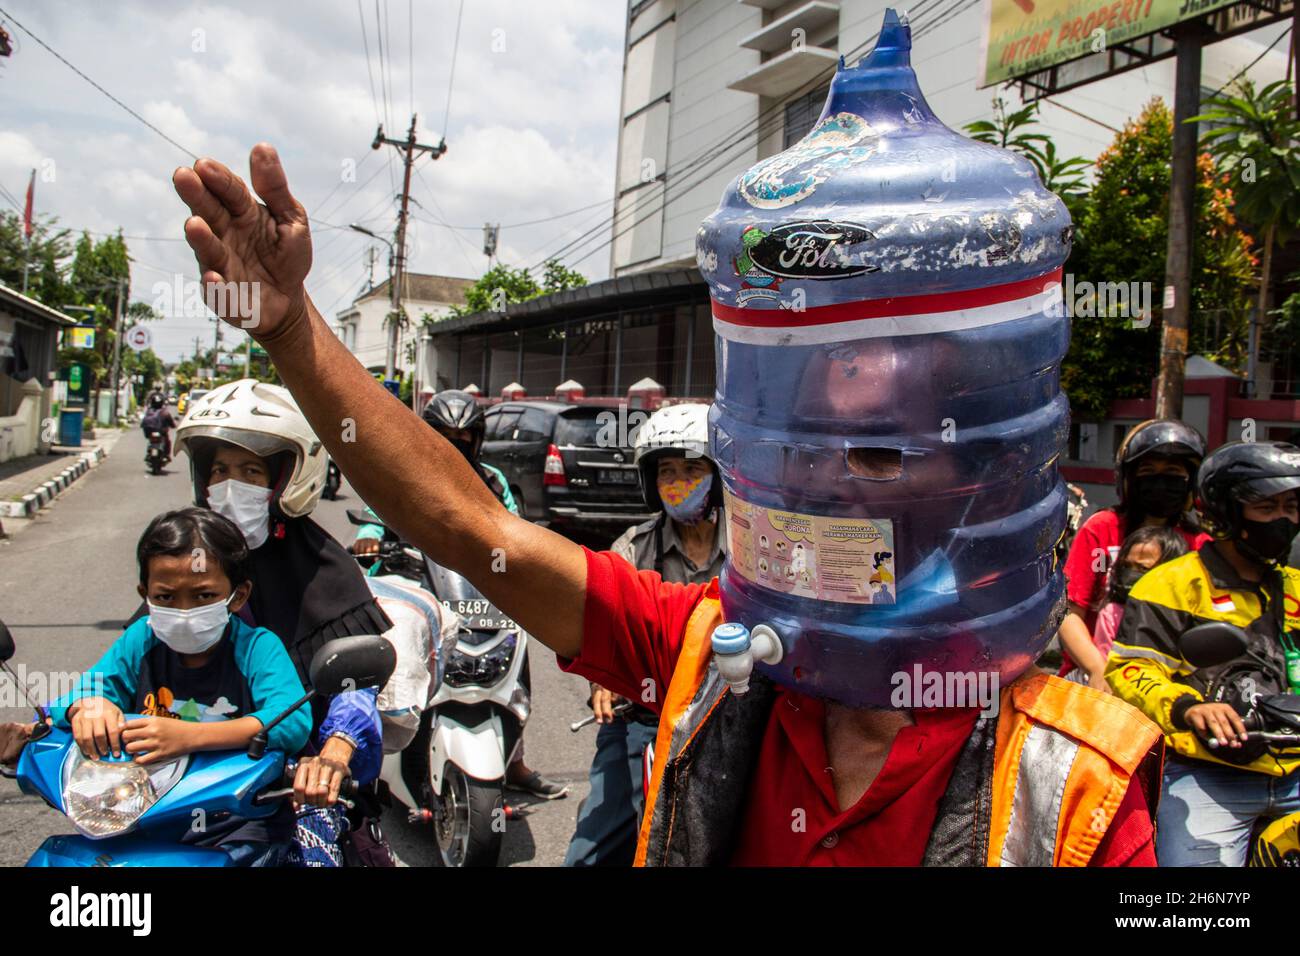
[660,473,714,525]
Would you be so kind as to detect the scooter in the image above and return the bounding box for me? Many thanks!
[1177,620,1300,866]
[0,618,396,867]
[145,430,167,475]
[346,509,530,867]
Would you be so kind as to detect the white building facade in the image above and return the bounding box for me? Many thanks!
[610,0,1291,278]
[334,273,474,376]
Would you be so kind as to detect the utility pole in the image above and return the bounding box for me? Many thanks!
[108,279,125,423]
[1154,23,1204,420]
[212,316,222,386]
[371,115,446,395]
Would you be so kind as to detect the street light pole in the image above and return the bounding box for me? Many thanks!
[349,223,396,373]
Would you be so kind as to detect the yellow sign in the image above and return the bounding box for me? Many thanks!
[66,326,96,349]
[980,0,1239,86]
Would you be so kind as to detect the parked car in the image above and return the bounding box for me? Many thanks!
[481,401,653,534]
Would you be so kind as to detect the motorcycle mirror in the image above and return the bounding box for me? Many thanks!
[308,635,397,697]
[0,619,13,662]
[1178,621,1249,669]
[346,508,380,528]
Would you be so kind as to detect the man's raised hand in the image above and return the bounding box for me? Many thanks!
[173,143,312,341]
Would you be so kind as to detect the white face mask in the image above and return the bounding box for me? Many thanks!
[147,594,235,655]
[207,478,273,549]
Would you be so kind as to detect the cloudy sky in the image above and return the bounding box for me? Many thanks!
[0,0,624,361]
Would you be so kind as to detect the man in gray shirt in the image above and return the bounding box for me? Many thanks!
[564,403,725,866]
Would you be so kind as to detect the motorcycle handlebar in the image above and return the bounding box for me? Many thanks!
[254,761,358,809]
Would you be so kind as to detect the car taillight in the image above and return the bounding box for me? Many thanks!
[543,443,566,487]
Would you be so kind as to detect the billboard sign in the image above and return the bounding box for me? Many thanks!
[981,0,1239,86]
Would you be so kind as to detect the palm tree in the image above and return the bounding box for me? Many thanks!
[1190,79,1300,382]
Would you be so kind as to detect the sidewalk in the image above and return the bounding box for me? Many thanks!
[0,428,125,526]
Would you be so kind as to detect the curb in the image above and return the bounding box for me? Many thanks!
[0,445,108,519]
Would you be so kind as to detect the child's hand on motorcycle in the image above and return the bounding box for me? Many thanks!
[121,716,200,764]
[1185,702,1249,748]
[68,697,127,759]
[0,721,36,766]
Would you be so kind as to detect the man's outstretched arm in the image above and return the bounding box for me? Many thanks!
[172,144,586,657]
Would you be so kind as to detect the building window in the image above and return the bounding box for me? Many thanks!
[784,83,831,149]
[1068,422,1099,462]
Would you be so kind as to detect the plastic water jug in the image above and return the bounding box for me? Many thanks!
[698,9,1072,707]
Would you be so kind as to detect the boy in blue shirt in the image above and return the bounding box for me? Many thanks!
[50,507,311,865]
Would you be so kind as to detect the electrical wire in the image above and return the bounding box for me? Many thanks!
[443,0,466,139]
[0,6,197,160]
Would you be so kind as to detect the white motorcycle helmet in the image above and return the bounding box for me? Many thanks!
[634,402,720,512]
[174,378,328,518]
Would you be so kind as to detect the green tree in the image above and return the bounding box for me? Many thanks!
[964,97,1091,211]
[0,212,75,305]
[444,259,587,320]
[122,347,165,399]
[1190,79,1300,374]
[1061,99,1254,422]
[542,259,588,295]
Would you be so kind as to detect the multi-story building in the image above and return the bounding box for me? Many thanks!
[421,0,1295,507]
[335,272,473,386]
[610,0,1287,278]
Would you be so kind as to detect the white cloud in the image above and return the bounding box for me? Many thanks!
[2,0,625,360]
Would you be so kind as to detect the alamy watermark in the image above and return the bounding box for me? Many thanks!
[890,664,1000,717]
[151,276,261,329]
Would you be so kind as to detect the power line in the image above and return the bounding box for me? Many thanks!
[1207,24,1292,99]
[525,0,947,272]
[443,0,466,138]
[541,0,1009,272]
[410,197,614,231]
[0,6,197,160]
[357,0,382,125]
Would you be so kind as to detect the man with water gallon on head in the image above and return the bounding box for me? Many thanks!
[171,10,1161,865]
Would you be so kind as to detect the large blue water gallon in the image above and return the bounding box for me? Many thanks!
[698,9,1072,707]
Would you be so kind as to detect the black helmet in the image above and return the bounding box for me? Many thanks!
[148,392,165,410]
[422,389,486,460]
[1115,419,1206,505]
[1197,441,1300,542]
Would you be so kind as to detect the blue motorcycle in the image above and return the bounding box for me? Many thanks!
[0,621,395,867]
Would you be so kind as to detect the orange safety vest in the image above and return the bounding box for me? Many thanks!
[635,593,1163,866]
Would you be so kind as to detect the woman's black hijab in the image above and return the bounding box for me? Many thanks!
[148,446,391,686]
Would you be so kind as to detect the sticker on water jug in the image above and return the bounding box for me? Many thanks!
[723,489,895,605]
[738,112,878,209]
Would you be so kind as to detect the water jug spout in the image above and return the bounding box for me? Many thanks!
[711,623,784,696]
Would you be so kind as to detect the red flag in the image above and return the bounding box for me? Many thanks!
[23,168,35,240]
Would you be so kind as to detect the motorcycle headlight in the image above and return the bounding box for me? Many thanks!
[445,633,517,688]
[61,751,157,839]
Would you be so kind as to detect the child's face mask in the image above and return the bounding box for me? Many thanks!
[660,473,713,526]
[207,478,273,549]
[148,594,234,655]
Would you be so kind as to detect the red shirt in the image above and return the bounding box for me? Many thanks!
[563,547,1155,866]
[1064,509,1210,632]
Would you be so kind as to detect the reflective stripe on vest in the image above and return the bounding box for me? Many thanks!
[636,595,1161,866]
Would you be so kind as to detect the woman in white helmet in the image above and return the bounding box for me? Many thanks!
[564,401,726,867]
[175,379,392,866]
